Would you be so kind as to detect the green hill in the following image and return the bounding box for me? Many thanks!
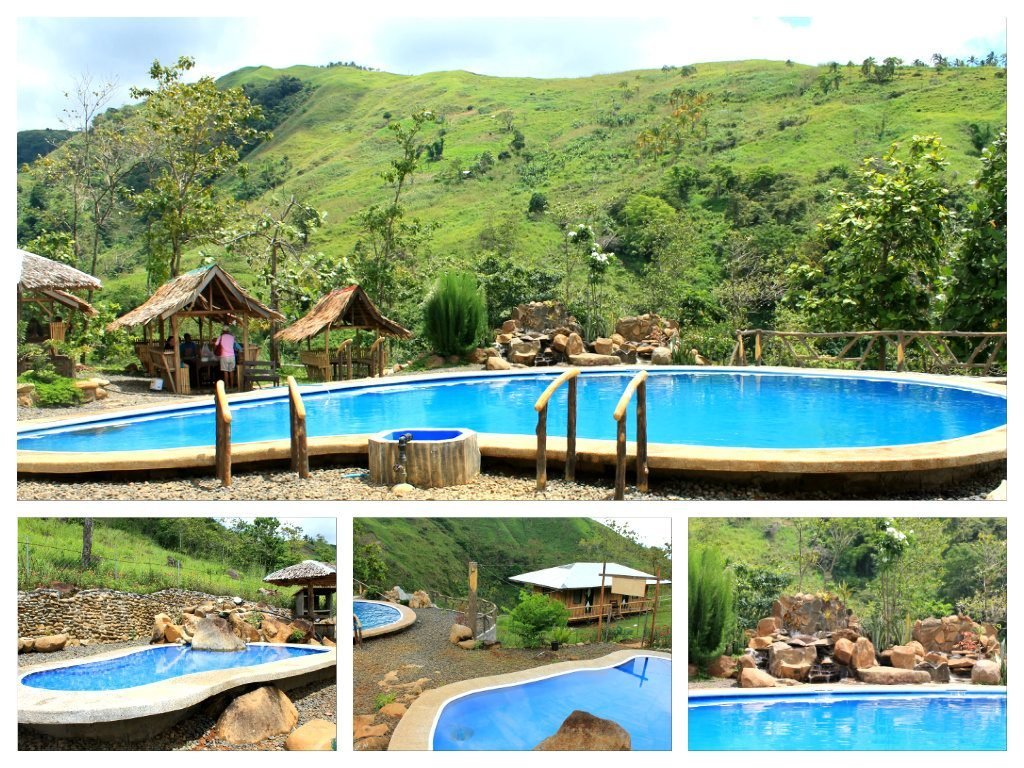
[17,517,336,608]
[17,59,1006,342]
[354,517,670,609]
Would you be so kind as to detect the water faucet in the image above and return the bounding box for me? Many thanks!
[394,432,414,484]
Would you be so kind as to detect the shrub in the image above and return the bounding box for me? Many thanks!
[546,626,574,645]
[527,192,548,215]
[374,692,396,709]
[507,590,570,648]
[689,545,735,670]
[423,271,487,356]
[286,629,306,643]
[245,611,263,628]
[18,369,83,407]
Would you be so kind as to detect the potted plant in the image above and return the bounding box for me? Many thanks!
[548,626,573,651]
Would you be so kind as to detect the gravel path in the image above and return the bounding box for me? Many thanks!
[352,607,652,748]
[18,640,336,751]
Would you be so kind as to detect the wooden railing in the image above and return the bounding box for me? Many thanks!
[566,598,655,623]
[337,338,354,380]
[287,376,310,479]
[613,370,649,500]
[534,368,580,490]
[734,329,1007,375]
[368,337,386,378]
[214,380,232,487]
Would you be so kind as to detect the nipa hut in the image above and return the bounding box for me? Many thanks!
[264,560,337,639]
[107,264,284,393]
[275,285,411,381]
[17,249,102,372]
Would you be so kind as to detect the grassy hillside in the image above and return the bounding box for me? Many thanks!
[354,517,670,610]
[17,518,335,608]
[18,59,1006,338]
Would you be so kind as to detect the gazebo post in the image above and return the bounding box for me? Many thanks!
[241,316,250,392]
[170,314,182,393]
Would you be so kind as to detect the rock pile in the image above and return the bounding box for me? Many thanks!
[18,587,292,651]
[150,599,327,647]
[355,663,433,750]
[697,598,1004,688]
[480,303,680,369]
[380,587,432,608]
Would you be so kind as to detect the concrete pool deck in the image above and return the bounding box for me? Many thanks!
[18,642,336,740]
[17,366,1006,487]
[388,649,671,750]
[355,600,417,639]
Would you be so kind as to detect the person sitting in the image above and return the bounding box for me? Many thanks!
[179,333,198,361]
[164,335,176,351]
[214,326,237,387]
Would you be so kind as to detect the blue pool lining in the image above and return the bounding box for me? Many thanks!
[688,685,1007,708]
[16,366,1005,442]
[353,599,405,629]
[427,652,671,749]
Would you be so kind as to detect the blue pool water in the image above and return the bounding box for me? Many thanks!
[688,691,1007,750]
[21,644,327,691]
[353,600,403,629]
[17,370,1006,453]
[432,656,671,750]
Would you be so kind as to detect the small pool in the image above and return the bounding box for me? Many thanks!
[688,689,1007,750]
[21,644,328,691]
[353,600,403,630]
[432,655,670,750]
[376,429,465,442]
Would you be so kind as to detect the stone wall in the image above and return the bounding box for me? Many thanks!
[18,587,291,643]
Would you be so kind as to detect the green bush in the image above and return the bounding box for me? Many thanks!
[507,590,570,648]
[18,369,83,407]
[546,626,574,645]
[286,629,306,643]
[689,545,735,670]
[423,271,487,356]
[374,692,396,709]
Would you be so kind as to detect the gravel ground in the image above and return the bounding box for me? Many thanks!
[18,640,336,751]
[353,607,651,748]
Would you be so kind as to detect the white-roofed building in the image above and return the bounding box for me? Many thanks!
[509,562,670,623]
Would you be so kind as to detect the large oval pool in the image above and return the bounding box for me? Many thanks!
[432,655,671,750]
[21,643,328,691]
[16,369,1006,453]
[689,690,1006,750]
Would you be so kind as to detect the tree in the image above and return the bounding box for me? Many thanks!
[812,518,866,587]
[943,130,1006,331]
[689,546,735,669]
[786,136,952,347]
[129,56,264,280]
[507,590,570,648]
[423,271,487,356]
[527,191,548,216]
[353,109,437,311]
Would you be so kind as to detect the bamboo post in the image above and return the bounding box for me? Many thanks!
[287,376,309,478]
[215,380,232,487]
[566,376,577,482]
[737,332,745,365]
[170,315,181,394]
[636,376,648,493]
[241,316,250,392]
[646,566,662,649]
[755,331,762,366]
[596,561,607,643]
[615,418,627,500]
[897,332,906,372]
[467,561,478,639]
[347,340,353,380]
[613,370,648,500]
[536,402,548,491]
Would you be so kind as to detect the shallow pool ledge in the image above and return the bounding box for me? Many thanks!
[389,649,671,750]
[18,642,336,738]
[357,600,417,638]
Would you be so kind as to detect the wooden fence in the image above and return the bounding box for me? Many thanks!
[733,330,1006,375]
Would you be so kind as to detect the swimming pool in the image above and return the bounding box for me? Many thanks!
[21,644,327,691]
[390,652,671,750]
[688,688,1007,750]
[17,367,1006,482]
[353,599,416,638]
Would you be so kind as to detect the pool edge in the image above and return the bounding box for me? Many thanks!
[355,599,417,638]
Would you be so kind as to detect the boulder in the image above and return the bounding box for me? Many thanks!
[565,333,585,357]
[971,659,1001,685]
[650,346,673,365]
[856,666,931,685]
[353,714,379,739]
[831,628,861,643]
[496,333,515,344]
[486,356,511,371]
[890,645,918,670]
[285,719,336,751]
[568,353,620,367]
[215,686,298,744]
[773,593,851,634]
[380,702,407,718]
[534,710,631,751]
[748,636,773,650]
[708,655,737,678]
[613,348,638,364]
[164,622,190,644]
[915,661,950,683]
[229,612,261,643]
[152,613,174,643]
[907,640,926,657]
[850,637,877,670]
[777,661,812,682]
[769,645,816,679]
[615,314,661,343]
[592,337,615,355]
[739,668,777,688]
[424,354,446,369]
[469,348,491,364]
[449,624,473,644]
[947,656,976,673]
[757,617,782,636]
[923,651,948,665]
[408,590,432,609]
[191,616,245,651]
[737,654,758,670]
[611,333,626,347]
[33,633,68,653]
[354,735,391,750]
[551,333,569,353]
[458,639,478,650]
[833,637,855,666]
[501,319,518,334]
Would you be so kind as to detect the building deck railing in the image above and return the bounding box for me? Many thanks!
[565,598,655,623]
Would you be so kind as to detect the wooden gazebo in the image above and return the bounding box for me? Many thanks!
[17,249,102,341]
[264,560,337,638]
[107,264,283,393]
[274,285,411,381]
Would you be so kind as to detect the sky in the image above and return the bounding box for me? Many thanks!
[597,517,672,551]
[15,10,1009,131]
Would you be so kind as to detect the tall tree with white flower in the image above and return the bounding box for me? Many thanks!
[865,518,914,650]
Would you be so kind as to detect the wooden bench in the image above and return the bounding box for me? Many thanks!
[242,361,281,390]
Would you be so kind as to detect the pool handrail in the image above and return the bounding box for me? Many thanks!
[533,367,580,489]
[613,369,649,498]
[214,380,232,486]
[368,336,386,378]
[287,376,309,478]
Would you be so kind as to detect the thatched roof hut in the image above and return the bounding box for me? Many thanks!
[17,249,102,293]
[265,560,337,628]
[275,285,411,343]
[28,289,98,317]
[107,264,282,331]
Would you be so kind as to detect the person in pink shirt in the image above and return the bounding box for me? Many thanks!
[215,326,237,385]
